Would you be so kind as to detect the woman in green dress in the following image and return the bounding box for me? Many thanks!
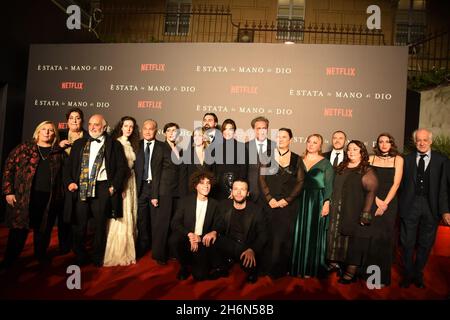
[291,134,334,277]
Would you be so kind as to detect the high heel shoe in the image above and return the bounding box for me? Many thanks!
[326,263,342,277]
[338,272,357,284]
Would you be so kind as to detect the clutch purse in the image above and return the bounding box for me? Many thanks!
[359,212,372,226]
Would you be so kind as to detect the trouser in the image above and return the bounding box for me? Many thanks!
[400,196,439,280]
[72,181,109,264]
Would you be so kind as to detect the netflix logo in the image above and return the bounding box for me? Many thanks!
[323,108,353,117]
[61,82,84,90]
[326,67,356,76]
[141,64,165,71]
[137,100,162,109]
[230,85,258,94]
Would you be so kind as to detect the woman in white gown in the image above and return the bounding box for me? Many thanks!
[104,116,140,266]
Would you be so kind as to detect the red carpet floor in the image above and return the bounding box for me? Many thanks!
[0,225,449,300]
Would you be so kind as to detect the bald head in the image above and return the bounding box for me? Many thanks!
[89,114,107,138]
[413,128,432,153]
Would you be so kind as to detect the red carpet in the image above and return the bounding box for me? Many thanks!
[0,225,449,300]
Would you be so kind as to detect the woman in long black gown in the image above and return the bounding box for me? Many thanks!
[326,140,378,284]
[365,133,403,286]
[259,128,305,278]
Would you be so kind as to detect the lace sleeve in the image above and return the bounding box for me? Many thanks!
[259,163,273,203]
[286,156,305,203]
[361,167,378,213]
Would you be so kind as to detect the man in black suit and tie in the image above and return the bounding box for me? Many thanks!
[245,116,276,205]
[135,119,165,262]
[213,179,267,283]
[202,112,220,144]
[323,130,347,167]
[64,114,129,267]
[399,128,449,288]
[169,171,221,281]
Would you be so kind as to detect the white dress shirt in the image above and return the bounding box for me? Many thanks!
[331,149,344,166]
[144,139,155,181]
[416,150,431,171]
[194,198,208,236]
[255,138,268,155]
[89,135,107,181]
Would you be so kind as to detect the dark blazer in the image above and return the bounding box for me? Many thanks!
[399,150,449,220]
[135,139,165,199]
[159,142,187,197]
[63,135,129,222]
[245,139,275,203]
[171,194,220,236]
[217,200,267,254]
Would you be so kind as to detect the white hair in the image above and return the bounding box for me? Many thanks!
[412,128,433,142]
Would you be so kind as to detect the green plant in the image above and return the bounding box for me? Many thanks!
[402,134,450,158]
[408,68,450,91]
[432,135,450,158]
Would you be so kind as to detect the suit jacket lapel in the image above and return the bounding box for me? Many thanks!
[203,199,214,232]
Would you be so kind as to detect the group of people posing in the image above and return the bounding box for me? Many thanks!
[1,108,449,287]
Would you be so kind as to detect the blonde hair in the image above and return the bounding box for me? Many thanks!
[192,126,209,149]
[302,133,323,158]
[32,121,59,146]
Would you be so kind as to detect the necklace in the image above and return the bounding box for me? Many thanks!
[37,145,50,160]
[378,153,391,160]
[278,149,290,157]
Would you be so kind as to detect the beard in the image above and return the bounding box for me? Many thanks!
[233,197,246,204]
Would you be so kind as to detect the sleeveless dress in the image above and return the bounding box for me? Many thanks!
[104,136,137,266]
[365,160,398,285]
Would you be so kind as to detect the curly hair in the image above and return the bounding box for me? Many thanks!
[373,132,399,157]
[111,116,140,153]
[336,140,370,175]
[189,170,216,192]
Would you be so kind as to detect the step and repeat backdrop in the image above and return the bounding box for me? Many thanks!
[24,43,408,153]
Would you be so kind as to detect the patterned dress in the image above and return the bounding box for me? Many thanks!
[104,136,137,266]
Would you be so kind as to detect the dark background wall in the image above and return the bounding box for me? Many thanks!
[0,0,98,220]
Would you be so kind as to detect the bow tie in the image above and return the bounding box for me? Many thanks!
[89,137,101,143]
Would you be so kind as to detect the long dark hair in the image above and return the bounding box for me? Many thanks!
[111,116,140,153]
[373,132,399,157]
[336,140,370,174]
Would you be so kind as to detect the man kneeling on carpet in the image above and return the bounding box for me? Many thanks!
[213,179,268,283]
[169,171,222,281]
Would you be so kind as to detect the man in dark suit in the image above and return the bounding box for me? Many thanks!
[169,171,221,281]
[64,114,129,267]
[135,119,165,262]
[399,128,449,288]
[323,130,347,167]
[245,116,276,205]
[213,179,267,283]
[202,112,220,144]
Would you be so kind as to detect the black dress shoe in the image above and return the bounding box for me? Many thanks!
[247,273,258,283]
[399,277,412,288]
[177,267,190,280]
[156,260,167,266]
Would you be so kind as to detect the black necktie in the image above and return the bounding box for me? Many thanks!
[418,154,426,176]
[143,141,152,180]
[333,153,340,167]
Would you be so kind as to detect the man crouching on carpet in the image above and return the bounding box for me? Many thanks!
[213,179,268,283]
[169,171,221,281]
